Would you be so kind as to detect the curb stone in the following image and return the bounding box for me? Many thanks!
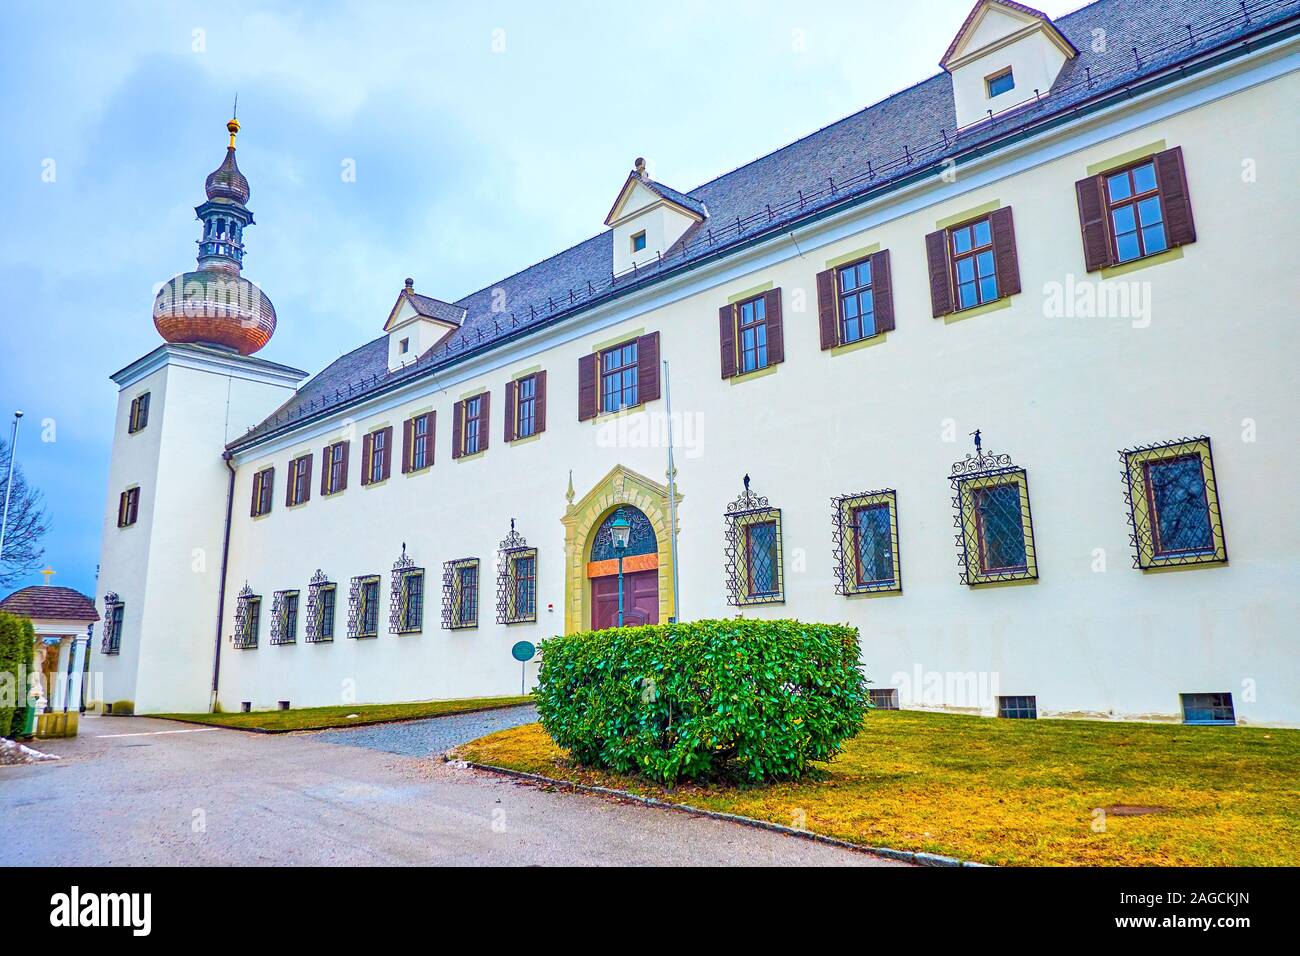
[154,701,536,735]
[452,757,990,867]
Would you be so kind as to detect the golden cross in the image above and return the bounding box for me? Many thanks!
[40,567,56,585]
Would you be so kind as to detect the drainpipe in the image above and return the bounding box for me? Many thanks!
[211,450,236,713]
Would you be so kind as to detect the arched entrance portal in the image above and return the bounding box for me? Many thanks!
[588,506,658,628]
[561,464,682,634]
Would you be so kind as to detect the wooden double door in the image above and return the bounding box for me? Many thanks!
[590,569,659,629]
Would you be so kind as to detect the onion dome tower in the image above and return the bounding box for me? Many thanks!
[152,115,277,355]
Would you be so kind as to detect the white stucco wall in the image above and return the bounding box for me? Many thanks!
[207,57,1300,725]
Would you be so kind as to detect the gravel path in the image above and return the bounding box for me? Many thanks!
[0,715,905,866]
[312,704,538,757]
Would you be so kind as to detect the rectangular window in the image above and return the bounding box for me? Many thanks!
[363,580,379,636]
[464,397,482,455]
[128,393,151,434]
[444,559,479,629]
[118,487,140,528]
[955,469,1037,586]
[600,341,639,413]
[950,218,998,310]
[746,521,779,597]
[411,414,430,471]
[1181,692,1235,726]
[102,600,124,655]
[736,295,768,373]
[271,590,299,645]
[1105,160,1167,264]
[288,455,311,506]
[369,430,388,483]
[251,468,274,517]
[235,595,261,649]
[1122,437,1226,570]
[395,570,424,634]
[319,586,336,639]
[326,442,347,494]
[306,580,337,643]
[998,695,1037,719]
[836,259,875,344]
[631,230,647,253]
[835,490,901,595]
[868,688,899,710]
[515,376,537,439]
[502,550,537,624]
[986,67,1014,97]
[974,482,1028,574]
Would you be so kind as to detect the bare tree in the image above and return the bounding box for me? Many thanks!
[0,437,49,588]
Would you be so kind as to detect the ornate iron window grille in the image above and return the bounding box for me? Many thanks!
[233,583,260,649]
[496,519,538,624]
[950,432,1038,586]
[442,558,479,629]
[1120,436,1227,570]
[831,489,901,595]
[348,575,381,639]
[101,592,122,655]
[389,545,425,635]
[724,475,784,606]
[269,590,298,645]
[305,570,336,643]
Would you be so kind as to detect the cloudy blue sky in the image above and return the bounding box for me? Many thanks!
[0,0,1081,596]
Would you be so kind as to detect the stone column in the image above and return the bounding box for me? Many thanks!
[50,638,71,711]
[66,631,90,714]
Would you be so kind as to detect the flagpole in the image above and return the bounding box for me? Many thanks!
[0,411,23,568]
[662,361,681,623]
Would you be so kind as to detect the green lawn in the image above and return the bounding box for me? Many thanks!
[457,710,1300,866]
[159,695,533,733]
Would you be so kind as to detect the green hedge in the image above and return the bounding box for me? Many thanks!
[536,619,869,785]
[0,612,36,738]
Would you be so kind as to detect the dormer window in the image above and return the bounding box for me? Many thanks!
[631,231,647,253]
[986,67,1014,98]
[604,158,707,276]
[400,337,410,355]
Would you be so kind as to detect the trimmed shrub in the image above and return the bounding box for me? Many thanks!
[0,612,36,738]
[536,619,869,785]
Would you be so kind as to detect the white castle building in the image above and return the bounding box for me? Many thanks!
[95,0,1300,725]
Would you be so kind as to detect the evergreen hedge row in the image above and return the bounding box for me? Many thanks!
[536,619,869,785]
[0,612,36,738]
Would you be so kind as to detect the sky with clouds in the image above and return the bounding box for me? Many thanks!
[0,0,1081,597]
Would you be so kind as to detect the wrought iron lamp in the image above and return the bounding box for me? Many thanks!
[610,511,631,627]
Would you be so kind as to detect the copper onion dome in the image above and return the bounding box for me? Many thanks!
[153,114,276,355]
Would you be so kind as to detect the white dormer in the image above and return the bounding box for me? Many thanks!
[941,0,1077,131]
[604,158,707,276]
[383,278,465,372]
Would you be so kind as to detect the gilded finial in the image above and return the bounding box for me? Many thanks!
[227,95,240,148]
[565,469,575,506]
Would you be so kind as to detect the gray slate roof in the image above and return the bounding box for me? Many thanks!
[230,0,1300,451]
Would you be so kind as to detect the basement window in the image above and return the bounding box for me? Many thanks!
[868,688,899,710]
[998,695,1037,719]
[986,68,1015,98]
[1181,693,1235,726]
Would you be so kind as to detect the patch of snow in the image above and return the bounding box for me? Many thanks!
[0,737,61,765]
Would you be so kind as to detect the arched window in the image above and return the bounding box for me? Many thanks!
[589,506,656,563]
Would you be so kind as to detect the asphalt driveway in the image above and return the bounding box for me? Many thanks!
[0,714,904,866]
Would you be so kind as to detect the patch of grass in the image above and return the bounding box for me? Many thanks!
[457,710,1300,866]
[158,695,533,733]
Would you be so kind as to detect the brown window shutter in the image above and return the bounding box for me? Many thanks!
[300,456,312,503]
[401,420,413,474]
[251,472,260,518]
[285,459,297,507]
[763,289,784,365]
[361,432,374,485]
[718,304,737,378]
[871,250,896,332]
[320,447,330,495]
[1075,175,1112,272]
[451,400,464,459]
[339,441,350,490]
[816,269,839,349]
[637,332,660,403]
[424,412,436,465]
[118,491,127,527]
[380,426,393,478]
[577,353,598,421]
[534,372,547,434]
[504,379,517,443]
[477,392,490,452]
[989,206,1021,298]
[128,489,139,525]
[925,230,954,317]
[1155,146,1196,247]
